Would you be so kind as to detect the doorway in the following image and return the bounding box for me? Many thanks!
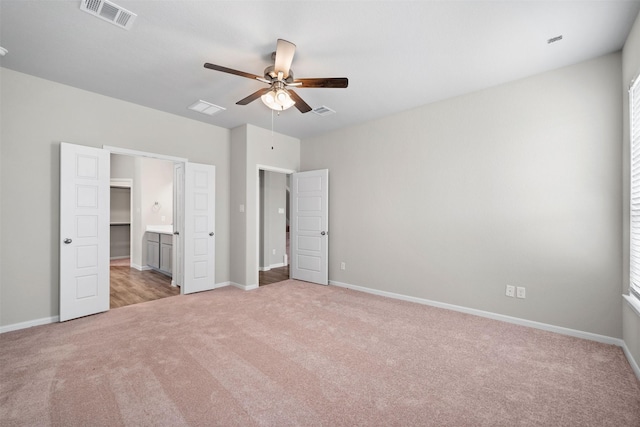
[258,169,291,286]
[60,143,218,322]
[109,154,178,308]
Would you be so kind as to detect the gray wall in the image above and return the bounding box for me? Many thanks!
[0,68,230,327]
[230,124,299,288]
[622,12,640,370]
[301,52,623,338]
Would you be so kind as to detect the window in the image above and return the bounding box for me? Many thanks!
[630,73,640,305]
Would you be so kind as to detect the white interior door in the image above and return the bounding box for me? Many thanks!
[59,142,110,321]
[291,169,329,285]
[182,162,216,294]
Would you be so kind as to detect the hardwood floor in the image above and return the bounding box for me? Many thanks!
[110,262,179,309]
[259,265,290,286]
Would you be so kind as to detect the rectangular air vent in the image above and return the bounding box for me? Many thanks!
[80,0,137,30]
[188,100,226,116]
[312,106,336,117]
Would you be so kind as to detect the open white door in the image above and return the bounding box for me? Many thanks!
[59,143,110,321]
[182,162,216,294]
[291,169,329,285]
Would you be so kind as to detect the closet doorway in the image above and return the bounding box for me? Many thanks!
[258,169,291,286]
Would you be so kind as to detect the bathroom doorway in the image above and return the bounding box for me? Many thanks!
[109,153,178,308]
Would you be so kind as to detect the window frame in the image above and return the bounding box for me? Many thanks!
[629,71,640,309]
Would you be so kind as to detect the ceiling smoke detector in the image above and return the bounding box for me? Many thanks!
[80,0,137,30]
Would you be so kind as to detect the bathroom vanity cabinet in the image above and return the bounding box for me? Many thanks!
[146,231,172,276]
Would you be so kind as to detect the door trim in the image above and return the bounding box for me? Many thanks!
[103,146,188,163]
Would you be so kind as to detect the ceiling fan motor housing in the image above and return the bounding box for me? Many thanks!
[264,65,294,83]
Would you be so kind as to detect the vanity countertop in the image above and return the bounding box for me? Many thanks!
[146,225,173,235]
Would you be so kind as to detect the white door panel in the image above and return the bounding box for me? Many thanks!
[291,169,328,285]
[60,143,110,321]
[182,163,215,294]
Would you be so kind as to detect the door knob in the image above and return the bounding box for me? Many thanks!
[63,238,72,244]
[173,231,180,235]
[209,232,214,236]
[320,231,326,236]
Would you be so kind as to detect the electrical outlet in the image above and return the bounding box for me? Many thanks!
[506,285,515,297]
[340,262,346,270]
[516,287,526,299]
[272,249,276,255]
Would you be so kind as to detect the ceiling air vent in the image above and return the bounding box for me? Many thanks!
[188,100,226,116]
[312,106,336,117]
[80,0,137,30]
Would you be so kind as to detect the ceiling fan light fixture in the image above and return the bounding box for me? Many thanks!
[261,87,295,111]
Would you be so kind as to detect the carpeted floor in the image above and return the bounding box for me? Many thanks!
[1,280,639,426]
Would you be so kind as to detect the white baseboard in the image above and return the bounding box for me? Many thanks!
[0,316,59,334]
[110,255,130,260]
[621,340,640,381]
[329,280,625,347]
[231,282,258,291]
[130,263,149,271]
[1,281,234,333]
[330,280,640,380]
[259,262,286,272]
[213,281,231,289]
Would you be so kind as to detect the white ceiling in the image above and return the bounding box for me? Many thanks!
[1,1,639,139]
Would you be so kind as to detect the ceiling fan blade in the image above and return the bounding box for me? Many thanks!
[236,88,271,105]
[288,89,312,113]
[294,77,349,88]
[274,39,296,79]
[204,63,263,81]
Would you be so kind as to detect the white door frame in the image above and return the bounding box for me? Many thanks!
[103,146,188,164]
[256,165,296,283]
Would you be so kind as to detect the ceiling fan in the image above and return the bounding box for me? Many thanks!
[204,39,348,113]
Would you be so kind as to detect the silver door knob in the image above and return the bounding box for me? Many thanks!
[320,231,326,236]
[63,238,72,244]
[209,232,214,236]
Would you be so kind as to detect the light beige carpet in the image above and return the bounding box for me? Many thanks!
[1,280,639,426]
